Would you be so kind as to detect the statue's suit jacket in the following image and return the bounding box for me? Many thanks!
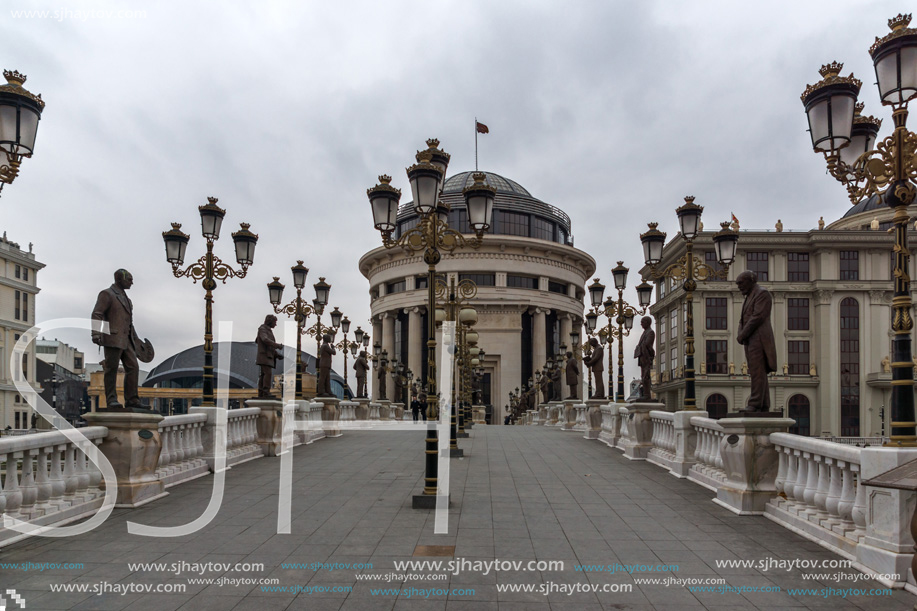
[91,284,137,350]
[354,357,368,377]
[256,325,281,367]
[738,285,777,373]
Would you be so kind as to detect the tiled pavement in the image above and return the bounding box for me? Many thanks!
[0,424,914,610]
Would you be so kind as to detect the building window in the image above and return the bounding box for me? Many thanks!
[21,353,27,381]
[14,265,20,279]
[546,311,559,358]
[840,250,859,280]
[558,227,568,245]
[787,298,810,330]
[74,356,83,370]
[706,393,728,419]
[23,268,28,282]
[670,347,677,374]
[787,252,810,282]
[448,208,470,234]
[670,309,678,342]
[788,395,811,436]
[658,315,666,344]
[532,216,554,241]
[396,217,420,238]
[547,281,568,295]
[21,293,27,322]
[507,275,537,289]
[521,311,533,387]
[386,280,406,295]
[659,279,666,299]
[459,273,495,287]
[415,276,428,290]
[787,340,810,375]
[705,340,728,374]
[706,297,727,330]
[14,290,20,320]
[746,252,768,281]
[494,210,529,237]
[704,252,726,281]
[840,298,860,436]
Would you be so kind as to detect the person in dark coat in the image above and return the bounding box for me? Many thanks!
[255,315,283,398]
[411,394,423,421]
[317,333,336,397]
[736,271,777,411]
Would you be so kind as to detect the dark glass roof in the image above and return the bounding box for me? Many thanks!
[442,171,531,196]
[143,341,346,390]
[842,192,885,218]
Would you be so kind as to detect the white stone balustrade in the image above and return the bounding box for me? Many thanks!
[573,404,588,431]
[1,427,108,548]
[225,408,262,466]
[647,411,676,471]
[687,416,727,491]
[157,415,209,487]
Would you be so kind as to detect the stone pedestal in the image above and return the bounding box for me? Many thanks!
[378,400,391,422]
[620,403,658,461]
[548,402,564,427]
[572,403,588,431]
[584,402,603,440]
[354,398,370,421]
[856,448,917,590]
[314,396,342,437]
[391,402,404,421]
[473,404,486,424]
[82,411,167,508]
[369,402,381,421]
[714,417,795,515]
[245,399,284,457]
[339,401,357,425]
[671,410,704,478]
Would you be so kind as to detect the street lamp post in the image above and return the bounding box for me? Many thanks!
[799,14,917,445]
[162,197,258,407]
[335,316,354,396]
[639,197,738,410]
[586,263,653,402]
[304,278,333,354]
[436,276,478,454]
[266,261,315,400]
[0,70,45,195]
[368,139,494,506]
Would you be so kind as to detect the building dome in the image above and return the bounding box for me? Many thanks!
[395,170,573,246]
[829,181,917,230]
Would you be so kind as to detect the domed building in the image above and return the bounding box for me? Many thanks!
[359,167,596,423]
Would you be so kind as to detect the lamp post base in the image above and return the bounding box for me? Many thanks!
[449,448,464,458]
[412,493,450,509]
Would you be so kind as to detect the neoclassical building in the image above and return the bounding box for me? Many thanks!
[644,195,910,438]
[359,170,595,423]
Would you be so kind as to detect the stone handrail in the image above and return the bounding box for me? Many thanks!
[1,427,108,547]
[647,411,675,470]
[157,414,209,487]
[687,416,727,490]
[598,404,620,447]
[767,433,866,558]
[226,408,262,466]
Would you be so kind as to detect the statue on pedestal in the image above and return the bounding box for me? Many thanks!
[634,316,655,401]
[551,360,562,401]
[354,351,369,397]
[317,333,336,397]
[565,351,580,399]
[255,314,283,398]
[584,337,605,399]
[736,271,777,412]
[376,359,387,400]
[91,269,154,410]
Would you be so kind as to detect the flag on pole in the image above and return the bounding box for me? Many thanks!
[731,212,740,228]
[476,121,489,134]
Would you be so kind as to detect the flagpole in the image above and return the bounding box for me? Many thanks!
[474,117,478,171]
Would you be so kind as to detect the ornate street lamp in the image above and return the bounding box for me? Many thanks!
[335,315,356,396]
[368,139,493,507]
[799,13,917,444]
[266,260,315,399]
[0,70,45,194]
[436,276,478,455]
[640,197,737,410]
[304,278,334,354]
[163,197,257,406]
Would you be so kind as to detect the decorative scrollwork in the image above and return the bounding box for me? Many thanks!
[647,254,728,285]
[274,298,314,335]
[172,253,248,284]
[383,216,483,255]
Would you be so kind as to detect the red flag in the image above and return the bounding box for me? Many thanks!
[731,212,739,224]
[476,121,489,134]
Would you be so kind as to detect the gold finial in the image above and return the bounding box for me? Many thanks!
[3,70,25,86]
[239,222,251,230]
[647,222,659,230]
[416,150,433,164]
[273,276,280,282]
[684,195,695,204]
[426,138,440,149]
[207,196,219,205]
[171,222,182,230]
[617,260,624,266]
[296,260,304,266]
[819,62,844,79]
[889,13,911,31]
[378,174,392,184]
[471,171,486,184]
[855,101,865,115]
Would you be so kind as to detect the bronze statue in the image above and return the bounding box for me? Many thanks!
[551,360,562,401]
[354,350,369,398]
[736,271,777,411]
[391,363,405,404]
[91,269,154,410]
[255,314,283,398]
[376,359,387,400]
[634,316,655,401]
[317,333,336,397]
[584,337,604,399]
[539,370,551,403]
[565,351,580,399]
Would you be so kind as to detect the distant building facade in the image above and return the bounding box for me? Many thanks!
[644,197,907,438]
[0,235,43,430]
[359,170,595,422]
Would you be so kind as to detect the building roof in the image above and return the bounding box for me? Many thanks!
[442,171,531,197]
[143,341,347,391]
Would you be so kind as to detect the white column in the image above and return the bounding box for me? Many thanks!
[382,313,396,363]
[534,308,547,375]
[372,317,383,399]
[408,307,423,384]
[560,314,573,349]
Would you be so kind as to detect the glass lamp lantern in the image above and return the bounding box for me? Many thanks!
[640,223,667,266]
[341,316,351,335]
[198,197,226,240]
[624,311,635,331]
[162,223,190,265]
[459,307,477,326]
[464,172,495,232]
[407,151,443,216]
[330,306,343,329]
[362,334,371,348]
[869,14,917,106]
[367,175,402,233]
[588,278,605,308]
[612,261,629,291]
[636,280,653,308]
[313,277,330,307]
[585,311,599,332]
[231,223,258,267]
[291,260,309,289]
[267,277,285,306]
[354,326,364,345]
[801,62,861,153]
[713,222,739,266]
[0,70,44,168]
[676,196,703,240]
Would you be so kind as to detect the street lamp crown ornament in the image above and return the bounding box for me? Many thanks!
[1,70,44,108]
[869,14,917,106]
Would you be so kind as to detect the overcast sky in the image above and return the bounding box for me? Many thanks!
[2,0,904,391]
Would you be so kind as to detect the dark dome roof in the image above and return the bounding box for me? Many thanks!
[144,341,346,390]
[442,171,531,197]
[842,192,885,218]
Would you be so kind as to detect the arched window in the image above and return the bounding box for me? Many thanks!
[788,394,811,436]
[705,393,728,419]
[840,298,860,436]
